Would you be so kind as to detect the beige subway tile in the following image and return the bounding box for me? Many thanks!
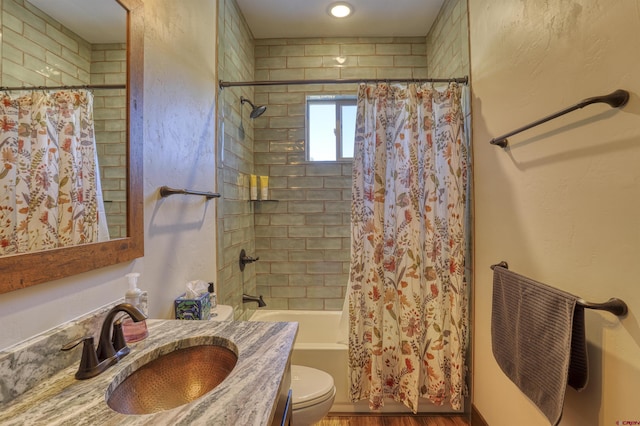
[325,250,350,262]
[255,152,288,165]
[307,262,343,274]
[340,44,375,55]
[271,238,306,250]
[271,262,307,274]
[289,250,325,262]
[305,44,340,56]
[269,92,305,104]
[288,200,324,213]
[305,213,342,225]
[270,68,305,81]
[3,11,23,34]
[255,226,288,238]
[306,189,342,201]
[46,24,80,53]
[289,298,324,310]
[357,56,394,67]
[3,28,45,60]
[269,140,304,153]
[324,299,345,310]
[256,56,286,69]
[269,45,305,56]
[287,56,323,68]
[376,43,411,55]
[289,226,324,238]
[269,116,304,129]
[306,163,342,176]
[269,188,306,200]
[287,176,324,189]
[307,286,342,298]
[340,67,376,79]
[306,238,342,250]
[305,67,341,80]
[322,55,355,68]
[325,226,350,238]
[289,274,324,286]
[325,201,351,213]
[324,176,352,188]
[271,286,307,298]
[394,55,428,67]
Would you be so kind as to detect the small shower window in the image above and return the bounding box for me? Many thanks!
[306,95,356,161]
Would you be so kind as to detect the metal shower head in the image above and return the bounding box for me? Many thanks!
[240,96,267,119]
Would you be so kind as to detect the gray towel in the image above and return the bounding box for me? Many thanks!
[491,265,588,426]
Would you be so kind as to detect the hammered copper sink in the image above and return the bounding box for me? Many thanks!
[106,343,238,415]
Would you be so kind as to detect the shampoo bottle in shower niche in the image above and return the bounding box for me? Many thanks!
[122,272,149,342]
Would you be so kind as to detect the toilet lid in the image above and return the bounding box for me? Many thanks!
[291,365,335,409]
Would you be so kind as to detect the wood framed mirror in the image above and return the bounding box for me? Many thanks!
[0,0,144,294]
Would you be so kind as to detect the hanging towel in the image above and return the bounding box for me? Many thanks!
[491,265,588,426]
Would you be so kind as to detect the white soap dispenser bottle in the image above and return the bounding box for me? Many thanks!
[122,272,149,342]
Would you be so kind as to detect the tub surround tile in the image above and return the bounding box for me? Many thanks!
[0,319,297,425]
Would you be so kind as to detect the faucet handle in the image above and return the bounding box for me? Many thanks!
[111,319,131,358]
[61,336,102,380]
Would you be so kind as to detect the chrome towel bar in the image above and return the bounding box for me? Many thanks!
[490,261,628,317]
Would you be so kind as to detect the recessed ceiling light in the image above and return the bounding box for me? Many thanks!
[328,2,353,18]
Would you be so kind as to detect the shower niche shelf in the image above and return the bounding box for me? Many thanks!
[248,199,279,202]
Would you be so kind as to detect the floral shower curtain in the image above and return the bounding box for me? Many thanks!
[0,90,104,255]
[347,82,469,412]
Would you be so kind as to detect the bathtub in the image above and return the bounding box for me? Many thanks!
[249,310,461,414]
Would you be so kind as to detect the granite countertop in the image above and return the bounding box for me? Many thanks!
[0,319,298,426]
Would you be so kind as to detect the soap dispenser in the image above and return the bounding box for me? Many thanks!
[122,272,148,342]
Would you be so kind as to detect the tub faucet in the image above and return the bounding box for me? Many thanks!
[61,303,146,380]
[242,293,267,307]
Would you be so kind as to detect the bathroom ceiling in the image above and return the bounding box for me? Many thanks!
[235,0,446,39]
[28,0,126,44]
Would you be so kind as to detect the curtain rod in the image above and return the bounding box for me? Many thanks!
[0,84,125,92]
[219,76,468,89]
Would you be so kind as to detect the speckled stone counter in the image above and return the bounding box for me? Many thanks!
[0,319,297,425]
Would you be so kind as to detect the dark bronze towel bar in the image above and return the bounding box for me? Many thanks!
[490,261,628,317]
[490,89,630,148]
[159,186,220,200]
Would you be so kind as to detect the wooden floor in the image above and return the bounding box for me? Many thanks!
[317,415,470,426]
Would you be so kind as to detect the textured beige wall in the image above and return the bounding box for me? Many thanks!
[470,0,640,424]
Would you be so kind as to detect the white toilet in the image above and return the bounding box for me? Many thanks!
[290,364,336,426]
[209,304,234,321]
[213,306,335,425]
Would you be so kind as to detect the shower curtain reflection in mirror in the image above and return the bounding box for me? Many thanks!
[0,89,109,255]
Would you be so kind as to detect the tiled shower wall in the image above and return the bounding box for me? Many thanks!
[216,0,470,312]
[426,0,470,78]
[1,0,127,239]
[216,0,258,319]
[91,44,126,239]
[252,37,430,310]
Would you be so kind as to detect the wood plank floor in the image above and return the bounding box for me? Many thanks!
[317,415,470,426]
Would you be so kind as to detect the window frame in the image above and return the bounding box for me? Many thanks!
[305,95,356,162]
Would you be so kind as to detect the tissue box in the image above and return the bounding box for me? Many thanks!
[174,293,211,320]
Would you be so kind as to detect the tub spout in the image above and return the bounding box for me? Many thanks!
[243,293,266,307]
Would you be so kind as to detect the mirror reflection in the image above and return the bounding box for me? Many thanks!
[0,0,127,255]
